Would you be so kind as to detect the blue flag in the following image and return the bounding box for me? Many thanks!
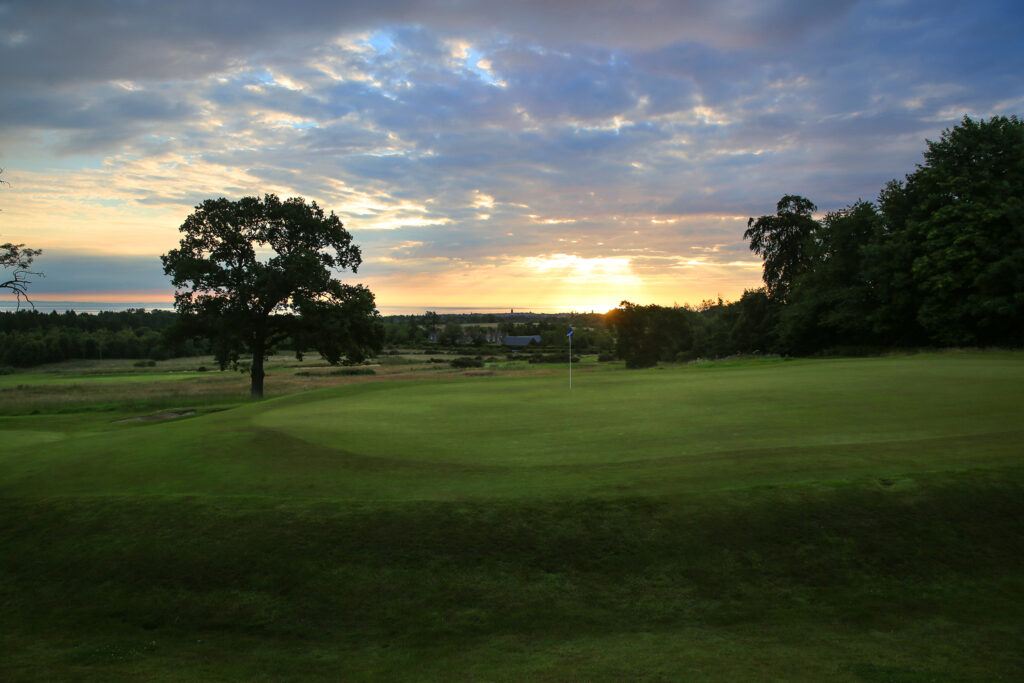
[567,326,574,338]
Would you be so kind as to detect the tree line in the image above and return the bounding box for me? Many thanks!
[608,115,1024,367]
[0,309,211,368]
[379,312,612,350]
[4,117,1019,384]
[0,308,614,370]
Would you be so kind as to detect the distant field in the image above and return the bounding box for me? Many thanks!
[1,352,1022,680]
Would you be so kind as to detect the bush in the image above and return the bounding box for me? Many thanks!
[331,367,376,376]
[294,368,377,377]
[0,365,14,375]
[450,357,484,368]
[597,352,617,362]
[133,359,157,367]
[197,366,208,372]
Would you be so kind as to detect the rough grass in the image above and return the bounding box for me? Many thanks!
[1,352,1022,680]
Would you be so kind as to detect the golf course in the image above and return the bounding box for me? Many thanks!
[1,351,1022,680]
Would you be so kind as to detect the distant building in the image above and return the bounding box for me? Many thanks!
[503,335,542,347]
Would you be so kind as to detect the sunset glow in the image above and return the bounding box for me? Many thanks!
[2,1,1021,314]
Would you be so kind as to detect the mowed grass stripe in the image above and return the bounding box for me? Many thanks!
[0,353,1020,502]
[1,353,1023,679]
[2,470,1022,680]
[257,354,1024,468]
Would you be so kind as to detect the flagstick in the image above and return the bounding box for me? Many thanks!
[569,331,572,390]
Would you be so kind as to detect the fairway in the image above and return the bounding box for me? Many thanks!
[2,352,1023,680]
[258,354,1023,470]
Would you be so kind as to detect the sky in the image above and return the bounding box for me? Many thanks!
[2,0,1023,315]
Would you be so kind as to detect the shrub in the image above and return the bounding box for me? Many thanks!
[331,367,376,376]
[294,367,376,377]
[597,352,617,362]
[0,365,14,375]
[450,357,484,368]
[133,359,157,367]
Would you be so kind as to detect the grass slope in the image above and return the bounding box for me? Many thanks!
[1,352,1022,680]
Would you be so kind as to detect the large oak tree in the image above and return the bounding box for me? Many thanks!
[162,194,383,398]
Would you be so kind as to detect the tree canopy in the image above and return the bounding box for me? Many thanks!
[744,195,819,302]
[739,115,1024,353]
[897,115,1024,344]
[604,115,1023,364]
[162,194,383,398]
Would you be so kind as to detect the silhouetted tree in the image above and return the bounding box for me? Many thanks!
[424,311,440,337]
[780,200,881,352]
[745,195,820,302]
[606,301,696,367]
[727,288,781,354]
[1,171,44,309]
[438,321,463,346]
[898,116,1024,345]
[1,241,42,309]
[162,194,383,398]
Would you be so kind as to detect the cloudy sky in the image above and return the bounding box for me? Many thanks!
[2,0,1022,314]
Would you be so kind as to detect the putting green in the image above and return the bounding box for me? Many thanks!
[254,354,1024,468]
[4,353,1020,503]
[3,429,66,449]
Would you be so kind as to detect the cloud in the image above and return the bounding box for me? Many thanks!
[0,0,862,89]
[1,0,1022,310]
[23,249,168,295]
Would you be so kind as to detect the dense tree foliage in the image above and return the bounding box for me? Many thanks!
[162,194,383,398]
[744,195,819,302]
[606,295,780,366]
[606,302,692,368]
[0,309,202,367]
[608,115,1022,362]
[895,116,1024,344]
[748,115,1023,353]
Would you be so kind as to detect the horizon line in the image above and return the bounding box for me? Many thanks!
[0,300,613,316]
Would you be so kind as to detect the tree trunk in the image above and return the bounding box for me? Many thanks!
[250,334,265,399]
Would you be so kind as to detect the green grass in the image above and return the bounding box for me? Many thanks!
[1,352,1022,680]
